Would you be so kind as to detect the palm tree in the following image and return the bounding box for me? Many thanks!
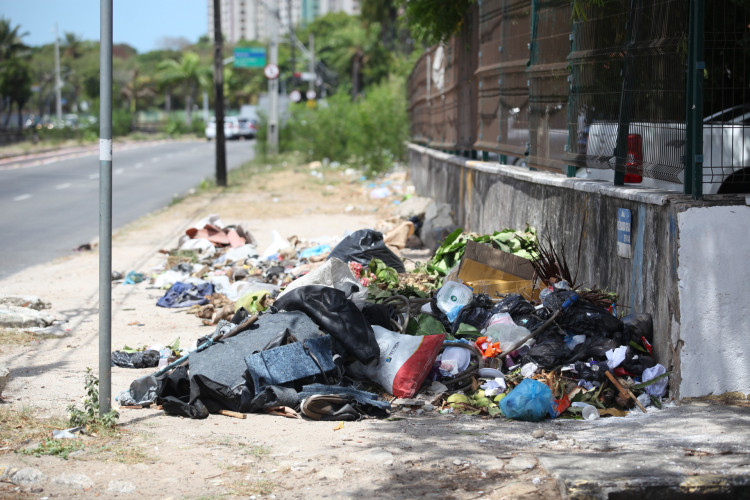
[0,58,32,129]
[327,22,381,99]
[0,17,28,62]
[157,52,211,128]
[0,18,29,129]
[121,68,156,129]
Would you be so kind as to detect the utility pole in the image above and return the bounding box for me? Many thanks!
[54,23,62,121]
[288,0,295,83]
[98,0,113,415]
[213,0,227,186]
[309,34,314,93]
[268,0,279,154]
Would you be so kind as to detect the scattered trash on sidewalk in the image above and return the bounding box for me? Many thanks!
[117,192,670,423]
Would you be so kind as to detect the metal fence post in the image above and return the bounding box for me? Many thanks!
[614,0,640,186]
[685,0,704,198]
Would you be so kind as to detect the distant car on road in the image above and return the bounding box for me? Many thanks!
[205,116,257,141]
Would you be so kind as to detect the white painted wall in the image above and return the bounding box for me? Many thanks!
[677,205,750,397]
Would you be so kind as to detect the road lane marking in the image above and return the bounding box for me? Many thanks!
[55,183,71,190]
[135,162,143,168]
[89,173,99,180]
[14,194,31,201]
[115,168,125,175]
[151,157,160,163]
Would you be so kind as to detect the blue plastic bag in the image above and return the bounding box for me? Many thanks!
[499,378,553,422]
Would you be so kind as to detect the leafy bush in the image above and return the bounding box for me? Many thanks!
[67,367,119,432]
[190,117,206,137]
[278,76,409,176]
[165,115,188,137]
[112,108,132,137]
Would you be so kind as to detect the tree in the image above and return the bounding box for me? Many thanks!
[0,17,28,62]
[0,17,29,129]
[0,58,32,129]
[157,52,211,127]
[120,68,156,128]
[326,21,382,98]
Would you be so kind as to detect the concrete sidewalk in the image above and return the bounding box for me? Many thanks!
[0,164,748,499]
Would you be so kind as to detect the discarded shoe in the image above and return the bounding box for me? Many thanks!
[300,394,361,421]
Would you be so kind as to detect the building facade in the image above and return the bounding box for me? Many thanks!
[208,0,360,44]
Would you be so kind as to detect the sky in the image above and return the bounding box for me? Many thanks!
[1,0,207,53]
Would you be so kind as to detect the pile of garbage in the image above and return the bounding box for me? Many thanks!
[116,211,669,422]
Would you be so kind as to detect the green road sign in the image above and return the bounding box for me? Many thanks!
[233,47,266,68]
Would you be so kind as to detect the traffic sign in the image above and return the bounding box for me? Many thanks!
[289,90,302,102]
[233,47,266,68]
[264,64,280,80]
[306,89,317,100]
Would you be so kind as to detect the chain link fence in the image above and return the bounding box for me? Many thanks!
[406,0,750,195]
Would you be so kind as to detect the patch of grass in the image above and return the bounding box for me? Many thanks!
[0,407,68,451]
[0,328,38,348]
[21,437,84,459]
[91,439,155,464]
[226,478,275,497]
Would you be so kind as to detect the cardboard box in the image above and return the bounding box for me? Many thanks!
[445,240,539,300]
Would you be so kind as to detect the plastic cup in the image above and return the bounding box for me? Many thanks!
[582,404,600,420]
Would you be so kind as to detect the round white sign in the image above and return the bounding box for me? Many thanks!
[289,90,302,102]
[306,89,317,100]
[264,64,280,80]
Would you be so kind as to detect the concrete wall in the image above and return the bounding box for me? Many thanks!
[409,144,750,398]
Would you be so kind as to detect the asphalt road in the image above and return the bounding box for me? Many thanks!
[0,139,255,280]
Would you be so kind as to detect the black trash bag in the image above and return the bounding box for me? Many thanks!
[621,349,656,376]
[513,314,546,332]
[623,313,654,344]
[451,293,495,334]
[273,285,380,364]
[157,366,211,419]
[327,229,406,273]
[566,335,621,363]
[574,361,607,383]
[362,302,395,330]
[111,349,160,368]
[522,334,571,369]
[556,301,624,340]
[491,294,535,319]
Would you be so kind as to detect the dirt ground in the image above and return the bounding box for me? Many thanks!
[0,160,560,499]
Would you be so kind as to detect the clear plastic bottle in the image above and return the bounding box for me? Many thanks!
[436,281,473,322]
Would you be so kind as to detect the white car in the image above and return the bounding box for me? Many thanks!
[205,116,256,140]
[577,105,750,194]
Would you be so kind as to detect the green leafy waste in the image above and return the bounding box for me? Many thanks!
[427,226,539,278]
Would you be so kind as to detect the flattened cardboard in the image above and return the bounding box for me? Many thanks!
[446,240,537,299]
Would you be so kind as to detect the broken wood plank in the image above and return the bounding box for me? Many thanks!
[218,409,246,419]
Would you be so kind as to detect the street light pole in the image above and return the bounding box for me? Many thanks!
[98,0,113,415]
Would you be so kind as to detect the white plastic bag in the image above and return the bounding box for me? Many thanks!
[277,257,368,309]
[348,326,445,398]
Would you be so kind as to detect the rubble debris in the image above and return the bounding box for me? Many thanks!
[117,208,671,424]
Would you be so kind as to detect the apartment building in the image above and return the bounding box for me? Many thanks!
[208,0,360,44]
